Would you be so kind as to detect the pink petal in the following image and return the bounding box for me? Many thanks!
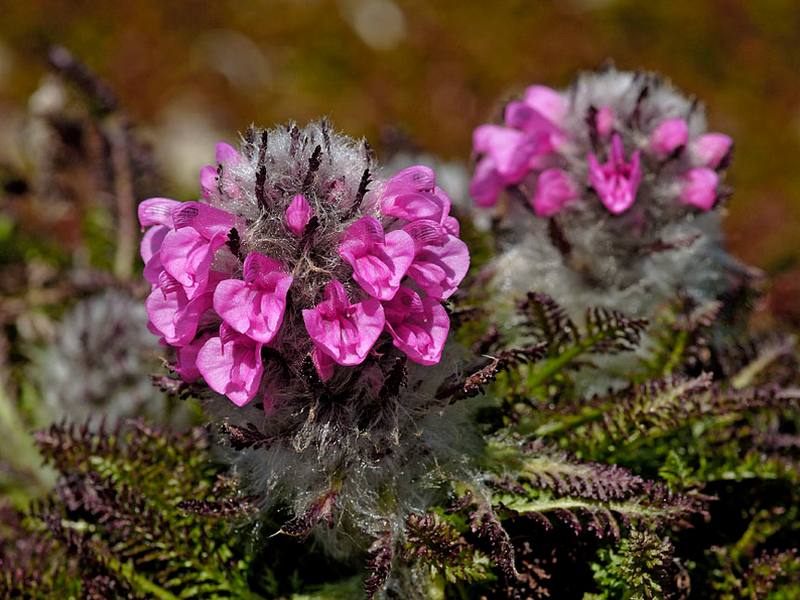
[680,168,719,211]
[523,85,568,125]
[531,169,578,217]
[196,326,263,406]
[469,156,504,208]
[138,198,180,228]
[145,274,218,346]
[160,227,226,299]
[302,280,385,366]
[691,133,733,169]
[588,135,642,215]
[404,221,470,301]
[596,106,615,138]
[200,165,218,199]
[384,287,450,365]
[339,216,415,301]
[443,215,460,237]
[171,201,238,240]
[312,347,335,382]
[140,225,168,264]
[215,142,240,165]
[380,186,451,224]
[214,253,293,344]
[473,125,541,181]
[381,166,436,208]
[650,117,689,157]
[286,193,314,237]
[175,333,212,382]
[504,100,563,153]
[242,252,287,286]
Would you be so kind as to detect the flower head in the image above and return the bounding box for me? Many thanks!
[470,68,732,218]
[139,121,469,407]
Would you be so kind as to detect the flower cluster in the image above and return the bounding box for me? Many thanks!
[139,122,469,407]
[470,68,732,217]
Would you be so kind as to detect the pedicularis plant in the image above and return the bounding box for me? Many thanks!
[3,66,799,600]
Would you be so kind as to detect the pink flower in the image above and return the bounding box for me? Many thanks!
[649,117,689,158]
[403,221,470,301]
[503,85,567,152]
[312,347,336,382]
[302,280,385,366]
[138,197,181,228]
[523,85,568,126]
[159,202,239,299]
[175,333,213,382]
[145,271,223,347]
[285,194,314,237]
[383,287,449,365]
[691,133,733,169]
[588,134,642,214]
[196,324,264,406]
[680,168,718,211]
[213,252,293,344]
[596,106,615,138]
[339,216,415,301]
[380,165,436,207]
[201,142,242,199]
[469,157,505,208]
[473,125,545,182]
[138,198,182,284]
[378,166,462,237]
[531,169,578,217]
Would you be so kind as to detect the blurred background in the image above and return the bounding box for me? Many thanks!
[1,0,799,268]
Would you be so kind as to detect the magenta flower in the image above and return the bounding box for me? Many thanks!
[380,165,436,207]
[473,125,545,182]
[285,194,314,237]
[312,347,336,382]
[201,142,242,199]
[649,117,689,158]
[138,197,181,228]
[213,252,293,344]
[691,133,733,169]
[196,324,264,406]
[175,333,212,382]
[404,221,470,301]
[505,85,567,146]
[339,216,415,301]
[531,169,578,217]
[588,135,642,214]
[302,280,385,366]
[380,167,453,225]
[140,124,470,408]
[384,287,449,365]
[159,202,239,299]
[469,71,733,220]
[145,271,222,347]
[469,156,506,208]
[680,168,719,211]
[595,106,615,138]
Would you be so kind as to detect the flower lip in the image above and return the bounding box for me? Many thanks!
[339,216,415,301]
[196,323,264,406]
[588,134,642,215]
[302,280,386,366]
[213,252,293,344]
[384,287,450,365]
